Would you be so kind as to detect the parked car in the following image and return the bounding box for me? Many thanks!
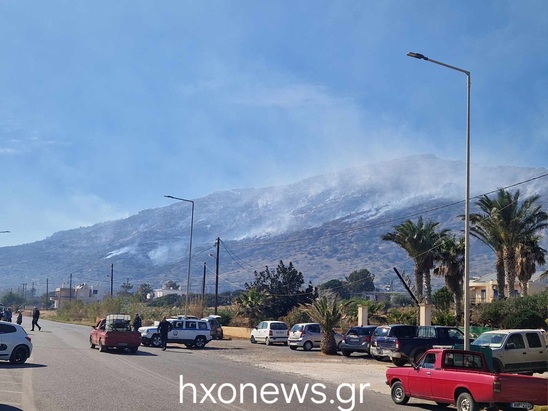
[202,316,224,340]
[250,321,289,345]
[472,329,548,374]
[386,348,548,410]
[288,322,343,351]
[0,321,32,364]
[139,318,213,349]
[340,326,377,357]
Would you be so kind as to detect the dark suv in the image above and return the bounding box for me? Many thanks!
[340,326,377,357]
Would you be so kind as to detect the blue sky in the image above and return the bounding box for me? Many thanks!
[0,1,547,247]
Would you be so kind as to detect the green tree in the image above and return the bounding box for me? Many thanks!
[382,216,449,303]
[515,236,546,296]
[245,261,314,318]
[163,280,180,290]
[235,288,271,328]
[432,287,453,312]
[306,294,350,355]
[345,268,375,296]
[1,291,25,308]
[135,283,153,302]
[318,279,349,300]
[433,236,465,324]
[469,189,548,298]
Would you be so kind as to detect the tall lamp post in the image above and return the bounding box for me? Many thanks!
[165,195,195,318]
[407,52,471,350]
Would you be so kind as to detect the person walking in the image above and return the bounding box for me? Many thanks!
[31,306,42,331]
[132,313,142,332]
[16,310,23,325]
[157,317,172,351]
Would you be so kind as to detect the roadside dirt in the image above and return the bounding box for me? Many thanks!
[208,339,392,394]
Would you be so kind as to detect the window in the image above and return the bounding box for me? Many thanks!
[526,333,542,348]
[507,334,525,350]
[0,324,16,334]
[186,321,197,329]
[198,322,208,330]
[422,353,436,369]
[418,327,435,338]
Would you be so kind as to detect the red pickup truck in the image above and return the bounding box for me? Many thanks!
[90,314,141,353]
[386,348,548,411]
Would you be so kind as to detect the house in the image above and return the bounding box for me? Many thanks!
[74,283,107,304]
[147,287,185,300]
[469,271,547,303]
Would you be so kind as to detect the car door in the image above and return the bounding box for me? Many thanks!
[408,352,436,397]
[308,324,322,347]
[256,322,266,342]
[525,332,547,372]
[181,320,198,342]
[169,320,185,343]
[503,333,528,372]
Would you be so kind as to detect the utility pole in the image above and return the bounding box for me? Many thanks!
[214,237,220,315]
[69,274,72,302]
[202,262,207,317]
[110,264,114,297]
[46,278,49,310]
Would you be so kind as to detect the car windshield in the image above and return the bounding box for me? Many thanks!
[291,325,303,332]
[472,333,505,348]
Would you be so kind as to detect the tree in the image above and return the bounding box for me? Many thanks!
[163,280,180,290]
[382,216,449,303]
[245,261,313,318]
[469,189,548,298]
[515,236,546,296]
[118,280,134,296]
[432,287,453,312]
[234,288,271,328]
[345,268,375,296]
[1,291,25,308]
[318,279,350,300]
[305,294,350,355]
[433,236,465,324]
[135,283,153,302]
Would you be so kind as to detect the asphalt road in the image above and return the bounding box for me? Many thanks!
[0,320,451,411]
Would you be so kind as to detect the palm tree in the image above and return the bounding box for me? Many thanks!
[306,294,350,355]
[382,216,449,303]
[515,236,546,296]
[469,189,547,298]
[235,288,271,328]
[433,236,465,324]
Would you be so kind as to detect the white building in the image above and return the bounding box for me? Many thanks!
[147,288,185,300]
[74,283,108,304]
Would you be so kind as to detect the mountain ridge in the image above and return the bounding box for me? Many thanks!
[1,155,546,296]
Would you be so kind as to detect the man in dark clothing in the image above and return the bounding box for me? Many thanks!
[132,314,142,332]
[157,317,172,351]
[31,307,42,331]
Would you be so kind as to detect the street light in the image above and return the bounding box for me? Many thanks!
[407,51,471,350]
[165,195,195,318]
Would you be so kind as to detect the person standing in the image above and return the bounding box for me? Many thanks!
[157,317,172,351]
[4,308,12,323]
[31,306,42,331]
[16,310,23,325]
[132,313,142,332]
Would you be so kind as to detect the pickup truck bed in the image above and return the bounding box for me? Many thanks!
[90,315,141,353]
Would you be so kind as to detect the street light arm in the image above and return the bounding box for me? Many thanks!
[407,52,470,75]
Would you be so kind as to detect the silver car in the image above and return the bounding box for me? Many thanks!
[288,322,343,351]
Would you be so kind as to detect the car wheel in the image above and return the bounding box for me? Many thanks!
[151,334,162,348]
[456,392,478,411]
[303,341,313,351]
[130,347,138,354]
[194,336,207,349]
[265,337,272,346]
[342,350,352,357]
[9,346,29,364]
[289,345,297,350]
[493,359,503,374]
[250,335,257,344]
[90,337,96,349]
[390,381,409,405]
[99,339,106,352]
[391,357,408,367]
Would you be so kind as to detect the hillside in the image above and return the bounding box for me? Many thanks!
[1,155,546,296]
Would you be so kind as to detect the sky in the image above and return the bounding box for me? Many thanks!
[0,1,547,247]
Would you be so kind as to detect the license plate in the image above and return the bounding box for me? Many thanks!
[510,402,533,410]
[118,342,128,346]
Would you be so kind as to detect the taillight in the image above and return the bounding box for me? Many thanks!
[25,336,31,342]
[493,379,501,393]
[395,340,400,351]
[269,330,273,336]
